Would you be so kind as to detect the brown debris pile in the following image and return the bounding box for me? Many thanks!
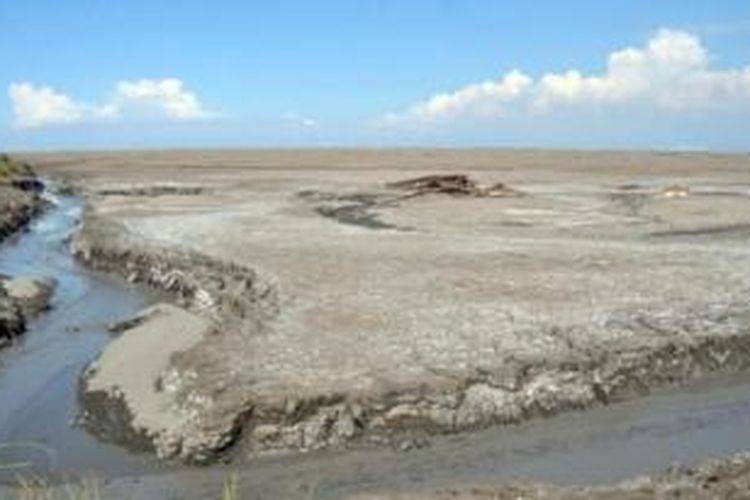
[387,174,519,198]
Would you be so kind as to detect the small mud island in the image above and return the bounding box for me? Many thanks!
[8,149,750,497]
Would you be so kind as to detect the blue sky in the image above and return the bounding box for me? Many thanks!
[1,0,749,150]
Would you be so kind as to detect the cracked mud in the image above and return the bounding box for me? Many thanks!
[17,149,750,468]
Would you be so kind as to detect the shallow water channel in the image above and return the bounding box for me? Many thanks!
[1,190,750,498]
[0,192,170,482]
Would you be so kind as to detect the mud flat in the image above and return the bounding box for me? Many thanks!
[23,149,750,464]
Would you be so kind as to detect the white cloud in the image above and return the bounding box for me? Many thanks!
[8,83,117,129]
[7,78,211,129]
[115,78,210,119]
[383,28,750,125]
[382,70,532,126]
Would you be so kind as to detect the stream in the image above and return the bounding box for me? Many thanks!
[1,189,750,498]
[0,191,170,482]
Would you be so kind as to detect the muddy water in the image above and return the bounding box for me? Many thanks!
[0,192,171,482]
[2,191,750,498]
[305,373,750,498]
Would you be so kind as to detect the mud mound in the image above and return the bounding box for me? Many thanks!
[0,288,24,349]
[0,276,56,318]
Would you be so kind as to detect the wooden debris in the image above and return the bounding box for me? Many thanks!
[387,174,519,198]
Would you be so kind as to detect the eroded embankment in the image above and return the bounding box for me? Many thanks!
[72,212,277,461]
[0,188,40,242]
[71,214,278,322]
[69,205,750,465]
[0,172,47,348]
[237,305,750,457]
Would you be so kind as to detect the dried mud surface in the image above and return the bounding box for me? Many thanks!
[23,149,750,464]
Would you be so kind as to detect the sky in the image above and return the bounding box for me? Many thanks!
[1,0,749,151]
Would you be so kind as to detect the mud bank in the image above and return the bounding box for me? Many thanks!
[71,214,277,323]
[0,168,44,243]
[71,215,277,462]
[0,275,55,348]
[0,186,40,241]
[0,173,47,348]
[72,208,750,464]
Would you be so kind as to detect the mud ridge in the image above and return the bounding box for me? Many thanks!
[70,214,278,324]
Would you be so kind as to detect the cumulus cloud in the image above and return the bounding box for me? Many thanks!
[7,78,211,129]
[383,70,532,125]
[8,83,117,128]
[383,28,750,125]
[115,78,210,119]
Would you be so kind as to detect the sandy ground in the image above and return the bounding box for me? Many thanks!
[21,149,750,463]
